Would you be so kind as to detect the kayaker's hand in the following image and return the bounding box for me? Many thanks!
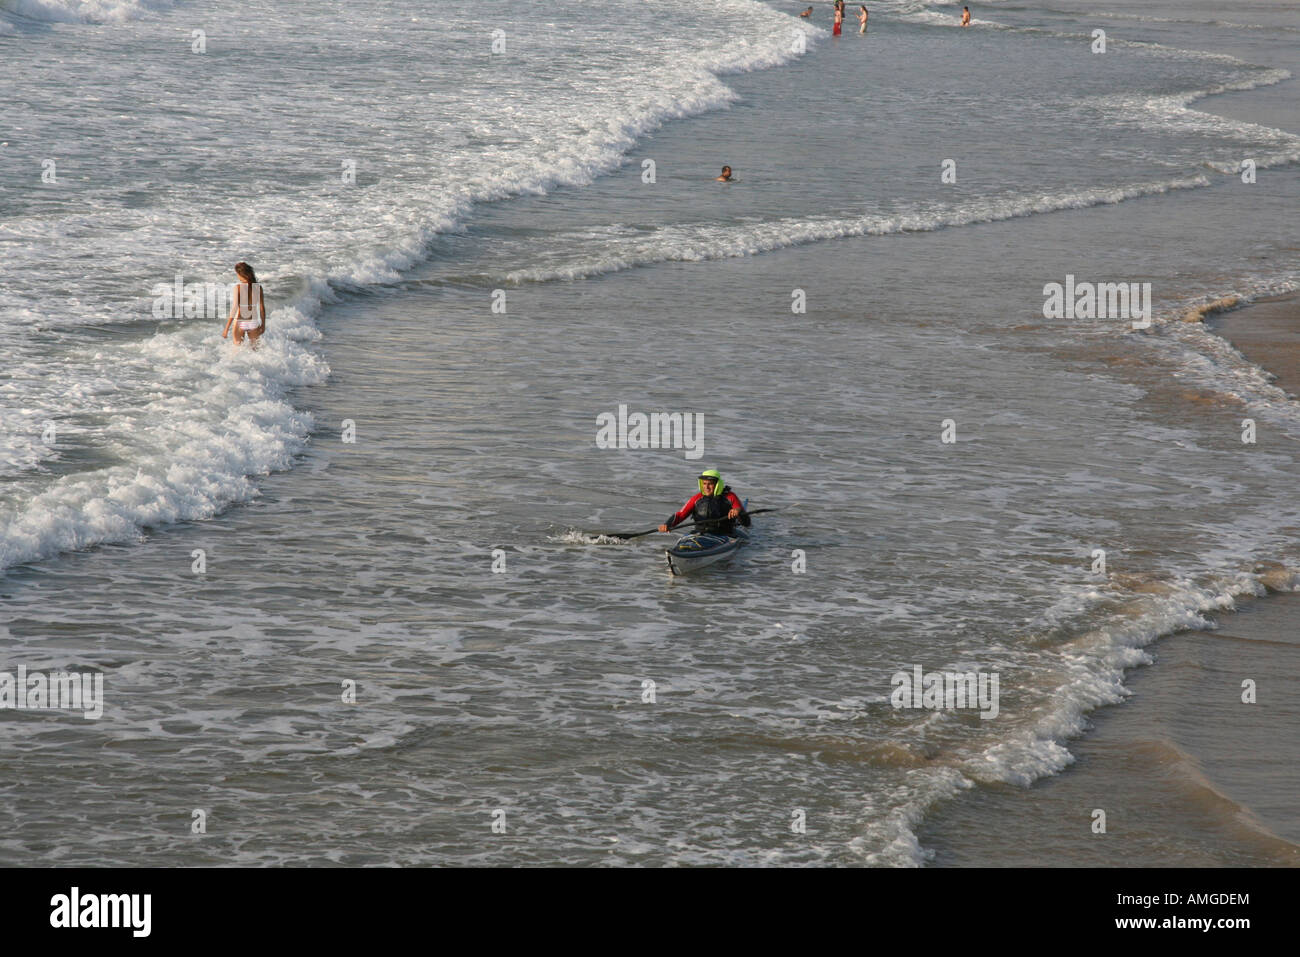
[658,524,669,533]
[727,507,740,519]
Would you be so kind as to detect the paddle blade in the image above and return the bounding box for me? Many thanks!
[588,526,660,540]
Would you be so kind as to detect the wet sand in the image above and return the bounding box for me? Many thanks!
[1208,295,1300,398]
[920,590,1300,866]
[917,300,1300,866]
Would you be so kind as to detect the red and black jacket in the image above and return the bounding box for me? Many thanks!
[665,490,750,535]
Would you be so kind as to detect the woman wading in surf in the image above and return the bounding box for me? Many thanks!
[222,261,266,347]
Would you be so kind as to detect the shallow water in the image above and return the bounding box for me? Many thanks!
[1,0,1297,865]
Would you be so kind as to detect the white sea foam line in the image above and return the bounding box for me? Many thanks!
[0,0,816,569]
[1074,67,1300,172]
[849,766,973,867]
[893,0,1299,66]
[962,567,1296,789]
[0,326,327,572]
[0,0,175,25]
[1083,9,1300,33]
[504,174,1214,283]
[1155,277,1300,418]
[3,0,813,331]
[853,561,1299,864]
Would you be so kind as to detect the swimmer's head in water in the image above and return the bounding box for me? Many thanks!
[720,166,732,178]
[235,261,258,283]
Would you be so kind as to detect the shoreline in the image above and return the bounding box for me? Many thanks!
[919,588,1300,866]
[918,296,1300,866]
[4,0,1299,869]
[1203,293,1300,398]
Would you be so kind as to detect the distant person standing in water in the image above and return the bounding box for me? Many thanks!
[716,165,734,182]
[859,5,868,32]
[799,6,813,16]
[222,261,266,347]
[961,6,971,27]
[833,4,843,35]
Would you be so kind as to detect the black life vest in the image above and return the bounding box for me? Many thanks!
[692,490,747,534]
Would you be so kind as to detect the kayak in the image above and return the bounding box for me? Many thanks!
[665,526,749,576]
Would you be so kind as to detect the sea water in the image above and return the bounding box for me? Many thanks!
[0,0,1297,865]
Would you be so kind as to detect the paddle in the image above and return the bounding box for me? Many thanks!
[594,507,789,540]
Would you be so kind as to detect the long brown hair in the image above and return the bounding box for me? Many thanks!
[234,262,258,284]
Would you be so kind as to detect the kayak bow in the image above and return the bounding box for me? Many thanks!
[664,499,751,576]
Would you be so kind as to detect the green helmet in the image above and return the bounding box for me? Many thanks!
[697,469,726,497]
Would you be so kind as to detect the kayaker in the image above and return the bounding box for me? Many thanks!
[659,469,751,536]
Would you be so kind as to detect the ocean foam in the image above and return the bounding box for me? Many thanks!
[0,0,174,25]
[959,570,1287,789]
[504,175,1214,284]
[0,0,812,572]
